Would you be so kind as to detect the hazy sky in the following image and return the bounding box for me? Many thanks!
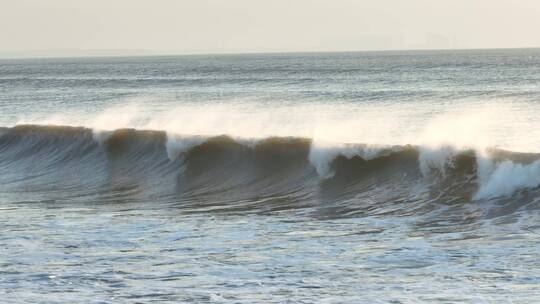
[1,0,540,57]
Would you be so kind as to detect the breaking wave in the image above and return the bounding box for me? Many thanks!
[1,124,540,217]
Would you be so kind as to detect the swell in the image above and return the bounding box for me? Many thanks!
[1,124,540,219]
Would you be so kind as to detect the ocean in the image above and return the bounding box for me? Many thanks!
[1,49,540,303]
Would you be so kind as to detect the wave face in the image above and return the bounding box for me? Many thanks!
[2,124,540,219]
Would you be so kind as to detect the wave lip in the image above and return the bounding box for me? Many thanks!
[1,124,540,217]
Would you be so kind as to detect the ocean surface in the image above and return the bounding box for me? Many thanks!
[1,49,540,303]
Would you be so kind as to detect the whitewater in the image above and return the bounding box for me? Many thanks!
[1,49,540,303]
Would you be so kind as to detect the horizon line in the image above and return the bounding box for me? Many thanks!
[1,46,539,60]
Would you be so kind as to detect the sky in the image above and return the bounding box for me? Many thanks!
[1,0,540,57]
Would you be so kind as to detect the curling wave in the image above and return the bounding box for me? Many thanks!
[1,124,540,217]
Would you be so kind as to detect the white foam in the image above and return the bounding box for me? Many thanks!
[417,146,540,199]
[309,142,396,178]
[475,159,540,199]
[91,130,116,146]
[418,145,460,178]
[165,134,208,161]
[164,134,275,161]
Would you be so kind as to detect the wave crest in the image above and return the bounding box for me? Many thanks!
[1,124,540,216]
